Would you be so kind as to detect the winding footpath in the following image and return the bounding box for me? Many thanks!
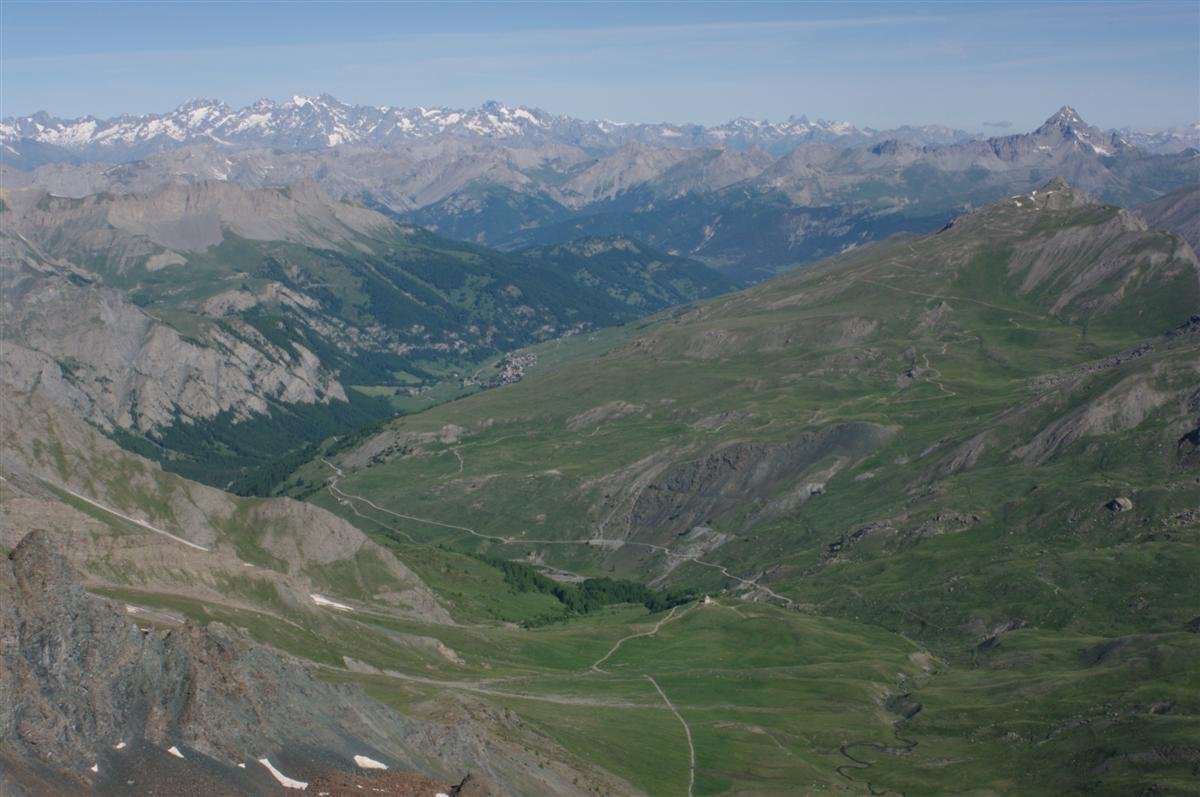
[329,663,660,709]
[590,604,689,673]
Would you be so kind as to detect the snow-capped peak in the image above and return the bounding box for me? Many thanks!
[1049,105,1083,126]
[1031,105,1129,156]
[1,94,976,165]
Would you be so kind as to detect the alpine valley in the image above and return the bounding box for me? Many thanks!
[1,93,1198,797]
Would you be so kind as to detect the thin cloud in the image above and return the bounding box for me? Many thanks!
[1,13,948,67]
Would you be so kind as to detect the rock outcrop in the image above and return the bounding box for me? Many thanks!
[0,530,445,795]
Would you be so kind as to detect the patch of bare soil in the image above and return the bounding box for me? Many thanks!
[1015,375,1168,465]
[683,328,742,359]
[566,401,644,431]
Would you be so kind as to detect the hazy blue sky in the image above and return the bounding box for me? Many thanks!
[2,1,1197,130]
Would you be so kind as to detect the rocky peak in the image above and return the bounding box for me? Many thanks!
[1034,105,1127,156]
[1036,106,1097,140]
[1040,175,1080,194]
[1042,105,1086,130]
[1031,176,1097,209]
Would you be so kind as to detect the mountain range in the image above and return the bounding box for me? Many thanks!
[5,103,1198,284]
[5,96,1197,170]
[1,95,979,166]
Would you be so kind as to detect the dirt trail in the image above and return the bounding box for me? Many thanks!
[920,353,956,398]
[591,605,689,673]
[324,663,660,710]
[646,675,696,797]
[337,494,418,543]
[323,461,506,544]
[45,479,210,551]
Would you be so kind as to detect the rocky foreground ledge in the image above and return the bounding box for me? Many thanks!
[0,530,500,796]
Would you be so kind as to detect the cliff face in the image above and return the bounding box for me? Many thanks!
[0,530,431,795]
[1,283,343,433]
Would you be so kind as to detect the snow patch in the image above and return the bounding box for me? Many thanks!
[310,593,353,611]
[353,754,387,770]
[258,758,308,789]
[167,746,184,759]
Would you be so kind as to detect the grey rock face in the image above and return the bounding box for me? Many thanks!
[1137,184,1200,252]
[0,279,342,433]
[0,531,426,776]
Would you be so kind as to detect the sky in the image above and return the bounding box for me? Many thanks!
[2,1,1197,131]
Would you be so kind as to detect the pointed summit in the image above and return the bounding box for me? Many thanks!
[1036,105,1094,137]
[1032,105,1128,156]
[1044,105,1085,127]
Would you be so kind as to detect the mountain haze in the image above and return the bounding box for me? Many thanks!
[7,103,1194,283]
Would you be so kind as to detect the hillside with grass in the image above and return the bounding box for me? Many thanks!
[4,178,1197,795]
[273,179,1200,794]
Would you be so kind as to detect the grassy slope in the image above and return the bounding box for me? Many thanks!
[276,186,1200,794]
